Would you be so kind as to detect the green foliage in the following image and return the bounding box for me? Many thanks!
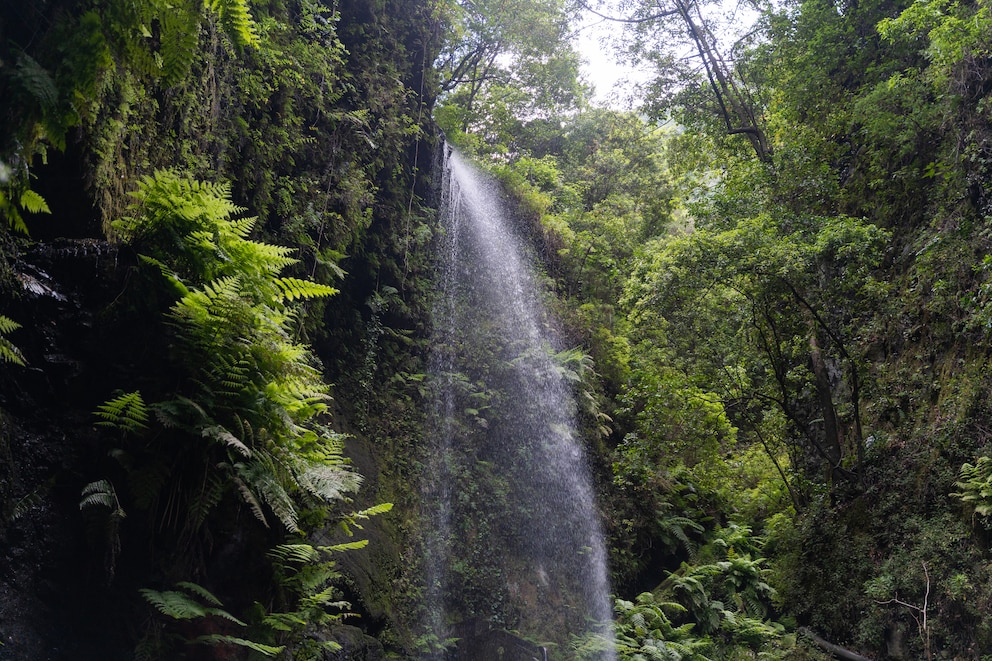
[0,183,51,235]
[205,0,261,48]
[611,592,710,661]
[79,479,126,519]
[953,456,992,522]
[103,169,355,542]
[141,582,285,656]
[0,315,25,366]
[435,0,583,155]
[94,391,149,434]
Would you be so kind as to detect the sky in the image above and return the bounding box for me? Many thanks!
[573,7,648,108]
[573,0,762,108]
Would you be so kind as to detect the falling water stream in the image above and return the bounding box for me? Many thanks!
[421,147,616,659]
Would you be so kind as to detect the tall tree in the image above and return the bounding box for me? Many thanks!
[435,0,584,153]
[594,0,771,160]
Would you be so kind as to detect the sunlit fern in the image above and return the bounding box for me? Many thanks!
[0,315,26,366]
[94,390,149,434]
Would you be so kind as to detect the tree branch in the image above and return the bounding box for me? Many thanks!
[798,628,875,661]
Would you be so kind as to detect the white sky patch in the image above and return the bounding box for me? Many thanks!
[573,6,651,109]
[572,0,763,110]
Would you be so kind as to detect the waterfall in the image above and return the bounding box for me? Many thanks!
[420,147,616,660]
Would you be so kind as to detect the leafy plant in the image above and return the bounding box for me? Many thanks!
[110,169,351,536]
[94,391,149,435]
[953,456,992,523]
[79,479,126,580]
[0,315,25,366]
[140,581,284,657]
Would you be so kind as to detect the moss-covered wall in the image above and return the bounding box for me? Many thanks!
[0,0,443,657]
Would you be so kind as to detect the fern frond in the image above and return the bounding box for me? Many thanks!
[152,395,209,431]
[221,243,297,286]
[268,543,321,565]
[322,539,370,554]
[0,335,25,366]
[236,459,299,531]
[95,391,149,433]
[201,425,252,457]
[274,277,338,302]
[7,487,44,521]
[175,581,223,607]
[142,582,246,625]
[231,469,269,527]
[141,588,210,620]
[80,479,126,518]
[157,5,201,86]
[292,565,340,594]
[353,502,394,518]
[0,315,20,335]
[0,314,25,365]
[14,54,58,111]
[205,0,261,47]
[194,635,283,656]
[225,214,257,239]
[297,462,359,503]
[185,468,226,531]
[262,611,307,632]
[19,189,51,215]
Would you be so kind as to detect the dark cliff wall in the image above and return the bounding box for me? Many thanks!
[0,1,442,657]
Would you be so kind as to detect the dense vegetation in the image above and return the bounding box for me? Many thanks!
[3,0,992,658]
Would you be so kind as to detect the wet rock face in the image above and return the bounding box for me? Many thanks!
[0,240,133,660]
[0,419,99,660]
[448,620,548,661]
[324,624,386,660]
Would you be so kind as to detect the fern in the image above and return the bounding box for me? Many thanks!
[141,583,245,624]
[268,543,322,565]
[338,502,394,536]
[0,315,26,366]
[158,4,201,85]
[205,0,261,48]
[274,276,339,302]
[95,391,149,434]
[236,457,299,531]
[185,469,227,532]
[4,483,48,522]
[80,479,126,580]
[953,456,992,520]
[19,189,51,215]
[80,479,126,518]
[193,635,283,656]
[14,53,59,112]
[201,424,252,458]
[230,468,269,526]
[141,582,284,656]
